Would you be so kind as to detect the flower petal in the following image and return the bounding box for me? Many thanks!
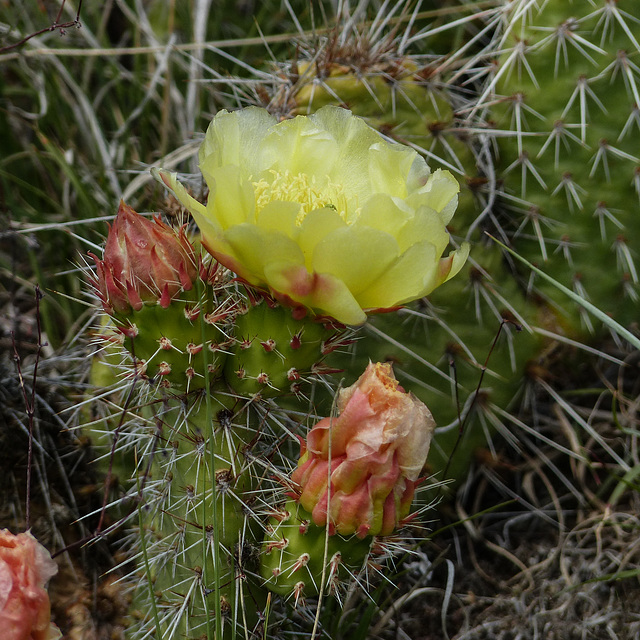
[355,241,468,310]
[295,206,348,268]
[356,193,412,237]
[440,241,471,284]
[264,262,367,325]
[254,200,301,236]
[312,226,399,296]
[358,195,451,254]
[307,106,390,200]
[200,164,256,228]
[198,107,277,174]
[153,168,208,221]
[396,205,451,254]
[367,141,416,198]
[355,241,439,309]
[408,168,460,223]
[224,224,305,284]
[260,114,339,178]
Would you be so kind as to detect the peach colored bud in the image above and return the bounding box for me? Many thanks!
[90,201,197,314]
[292,362,435,538]
[0,530,61,640]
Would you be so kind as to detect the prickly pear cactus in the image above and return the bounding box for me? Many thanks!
[91,134,466,640]
[89,202,233,393]
[487,0,640,331]
[89,207,324,636]
[248,0,639,489]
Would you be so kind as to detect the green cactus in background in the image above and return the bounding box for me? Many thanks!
[482,0,639,331]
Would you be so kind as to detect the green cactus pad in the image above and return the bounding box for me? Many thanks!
[489,0,640,332]
[113,300,230,391]
[261,500,371,598]
[225,300,345,398]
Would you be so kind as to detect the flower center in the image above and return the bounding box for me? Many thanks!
[252,170,354,226]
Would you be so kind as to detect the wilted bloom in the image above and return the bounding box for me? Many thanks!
[0,530,61,640]
[155,106,469,325]
[90,201,197,314]
[292,362,435,538]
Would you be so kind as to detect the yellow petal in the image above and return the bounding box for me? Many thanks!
[357,194,412,237]
[406,154,432,192]
[264,262,367,325]
[224,224,305,283]
[396,205,451,254]
[408,169,460,223]
[295,206,348,268]
[260,115,339,178]
[312,226,398,296]
[198,107,277,174]
[152,168,208,221]
[308,106,388,200]
[367,141,416,198]
[355,242,439,309]
[255,200,300,236]
[357,196,449,254]
[442,242,471,283]
[201,164,255,228]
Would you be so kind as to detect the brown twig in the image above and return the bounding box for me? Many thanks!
[11,285,46,530]
[441,317,523,486]
[0,0,83,54]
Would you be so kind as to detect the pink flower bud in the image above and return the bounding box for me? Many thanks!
[292,362,435,538]
[0,530,61,640]
[90,201,197,314]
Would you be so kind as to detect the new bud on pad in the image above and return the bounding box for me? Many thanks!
[90,201,197,315]
[293,362,436,538]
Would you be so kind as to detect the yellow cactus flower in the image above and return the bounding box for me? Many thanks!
[155,106,469,325]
